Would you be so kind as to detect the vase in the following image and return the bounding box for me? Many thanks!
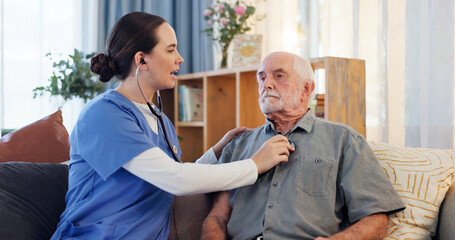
[221,49,228,68]
[218,41,231,69]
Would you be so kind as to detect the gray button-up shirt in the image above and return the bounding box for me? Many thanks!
[219,110,405,240]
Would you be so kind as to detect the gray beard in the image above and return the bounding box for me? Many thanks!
[259,92,301,114]
[259,102,282,113]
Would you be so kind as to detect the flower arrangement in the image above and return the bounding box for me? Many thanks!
[203,0,256,68]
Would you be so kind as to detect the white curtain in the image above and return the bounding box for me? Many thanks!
[301,0,455,149]
[249,0,455,149]
[0,0,98,133]
[250,0,300,57]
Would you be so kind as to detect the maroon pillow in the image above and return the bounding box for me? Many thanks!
[0,110,70,163]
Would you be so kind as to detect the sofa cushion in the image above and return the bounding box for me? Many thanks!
[0,110,70,163]
[368,141,455,239]
[168,193,214,240]
[0,162,68,240]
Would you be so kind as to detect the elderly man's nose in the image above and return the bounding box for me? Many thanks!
[263,76,273,89]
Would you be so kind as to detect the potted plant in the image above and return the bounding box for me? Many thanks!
[33,49,105,106]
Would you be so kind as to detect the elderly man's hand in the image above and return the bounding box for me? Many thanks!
[251,135,294,174]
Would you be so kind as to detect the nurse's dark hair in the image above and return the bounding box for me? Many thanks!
[90,12,166,82]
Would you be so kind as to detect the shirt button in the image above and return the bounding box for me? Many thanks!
[267,204,273,209]
[265,228,270,233]
[277,163,282,167]
[315,158,321,163]
[272,183,278,187]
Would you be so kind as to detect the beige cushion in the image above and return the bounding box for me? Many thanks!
[368,141,455,239]
[0,110,70,163]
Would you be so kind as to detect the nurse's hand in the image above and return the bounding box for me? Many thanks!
[251,135,294,174]
[213,127,247,159]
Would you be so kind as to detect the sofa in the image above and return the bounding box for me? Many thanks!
[0,110,453,240]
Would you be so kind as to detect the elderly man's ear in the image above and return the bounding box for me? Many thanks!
[301,82,315,100]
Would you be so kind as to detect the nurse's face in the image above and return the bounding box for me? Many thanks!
[143,22,184,91]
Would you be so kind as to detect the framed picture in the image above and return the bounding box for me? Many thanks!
[228,34,262,68]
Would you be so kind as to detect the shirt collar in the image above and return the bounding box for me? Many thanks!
[265,108,316,135]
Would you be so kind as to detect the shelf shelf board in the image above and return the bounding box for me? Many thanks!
[176,121,204,127]
[177,65,260,80]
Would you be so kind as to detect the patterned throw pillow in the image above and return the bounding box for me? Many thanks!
[368,141,455,239]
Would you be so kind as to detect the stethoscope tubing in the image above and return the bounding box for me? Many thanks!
[136,63,181,163]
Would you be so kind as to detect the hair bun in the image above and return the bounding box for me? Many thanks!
[90,53,116,82]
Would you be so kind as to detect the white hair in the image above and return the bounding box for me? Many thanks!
[293,55,315,105]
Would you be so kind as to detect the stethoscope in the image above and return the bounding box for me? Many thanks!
[136,60,181,163]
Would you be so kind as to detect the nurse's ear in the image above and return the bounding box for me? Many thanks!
[133,52,148,70]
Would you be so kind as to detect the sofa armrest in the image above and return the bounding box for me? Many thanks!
[168,193,214,240]
[437,180,455,240]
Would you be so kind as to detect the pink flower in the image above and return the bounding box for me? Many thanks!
[212,3,224,10]
[220,17,229,25]
[212,3,225,12]
[235,6,246,15]
[204,9,212,16]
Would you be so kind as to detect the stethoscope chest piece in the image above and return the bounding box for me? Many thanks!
[289,140,296,149]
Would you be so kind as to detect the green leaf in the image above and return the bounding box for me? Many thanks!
[32,48,105,103]
[246,6,255,15]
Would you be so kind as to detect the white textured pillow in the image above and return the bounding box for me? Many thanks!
[368,141,455,239]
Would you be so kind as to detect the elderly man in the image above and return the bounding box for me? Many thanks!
[201,52,405,240]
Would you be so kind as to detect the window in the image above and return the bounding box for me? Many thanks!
[0,0,90,133]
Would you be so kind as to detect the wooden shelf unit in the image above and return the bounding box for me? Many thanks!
[309,57,366,136]
[168,57,365,162]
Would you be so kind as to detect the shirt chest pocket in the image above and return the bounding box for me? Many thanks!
[296,156,334,197]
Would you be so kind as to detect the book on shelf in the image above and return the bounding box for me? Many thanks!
[316,93,325,104]
[314,94,325,118]
[178,85,185,121]
[314,105,324,117]
[178,85,203,122]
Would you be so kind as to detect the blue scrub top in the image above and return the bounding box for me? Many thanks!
[51,89,181,239]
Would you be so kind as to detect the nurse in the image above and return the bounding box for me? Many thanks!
[51,12,293,239]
